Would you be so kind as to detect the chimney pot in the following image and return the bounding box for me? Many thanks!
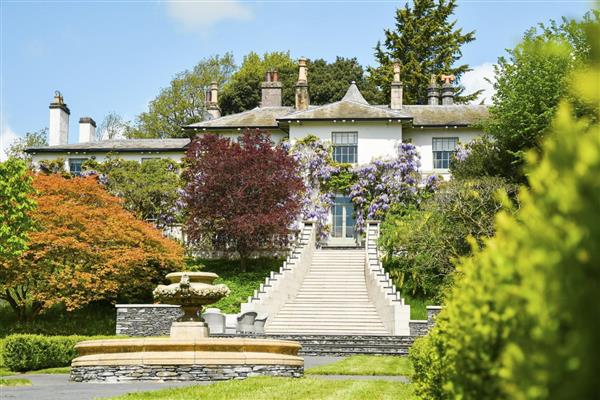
[390,62,403,110]
[440,74,455,105]
[428,74,441,106]
[49,91,70,146]
[79,117,96,143]
[206,82,221,119]
[295,57,310,111]
[261,69,283,107]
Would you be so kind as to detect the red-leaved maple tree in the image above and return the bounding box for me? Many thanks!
[183,130,304,270]
[0,173,184,320]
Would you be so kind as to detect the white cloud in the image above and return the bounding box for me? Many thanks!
[461,63,497,105]
[0,116,20,161]
[166,0,253,31]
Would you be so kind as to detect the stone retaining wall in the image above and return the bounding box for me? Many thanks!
[409,306,443,337]
[71,364,303,382]
[115,305,182,336]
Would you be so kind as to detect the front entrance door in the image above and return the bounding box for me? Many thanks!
[330,196,356,246]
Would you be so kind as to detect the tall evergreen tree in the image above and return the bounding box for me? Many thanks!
[309,57,383,105]
[370,0,479,105]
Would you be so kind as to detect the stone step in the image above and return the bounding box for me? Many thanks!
[267,329,390,335]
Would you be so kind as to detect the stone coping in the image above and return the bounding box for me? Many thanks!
[409,319,427,323]
[116,304,180,308]
[74,338,301,357]
[72,338,303,368]
[72,351,303,367]
[426,306,443,310]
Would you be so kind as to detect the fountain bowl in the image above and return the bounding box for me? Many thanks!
[70,337,303,382]
[70,270,304,382]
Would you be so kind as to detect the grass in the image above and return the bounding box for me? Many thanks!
[26,366,71,374]
[306,355,413,376]
[107,376,416,400]
[0,377,31,387]
[0,366,70,376]
[400,293,437,320]
[187,257,283,314]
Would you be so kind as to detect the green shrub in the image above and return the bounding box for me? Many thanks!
[410,27,600,399]
[2,334,113,372]
[0,301,115,337]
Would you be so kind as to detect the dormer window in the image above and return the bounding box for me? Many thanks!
[332,132,358,164]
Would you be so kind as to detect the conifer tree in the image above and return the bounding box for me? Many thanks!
[370,0,479,105]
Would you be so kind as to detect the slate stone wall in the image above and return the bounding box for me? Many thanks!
[409,321,429,336]
[71,364,303,382]
[115,305,182,337]
[408,306,443,337]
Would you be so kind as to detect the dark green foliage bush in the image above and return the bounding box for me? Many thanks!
[380,177,517,301]
[449,136,504,180]
[2,334,113,372]
[0,301,115,337]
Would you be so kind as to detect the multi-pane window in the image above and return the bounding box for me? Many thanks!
[332,132,358,164]
[432,137,458,169]
[68,158,87,175]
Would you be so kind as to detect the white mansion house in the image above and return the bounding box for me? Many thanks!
[27,59,488,336]
[27,59,488,246]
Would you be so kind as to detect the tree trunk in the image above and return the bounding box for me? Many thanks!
[239,255,248,273]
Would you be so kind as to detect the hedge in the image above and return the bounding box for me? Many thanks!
[2,334,115,372]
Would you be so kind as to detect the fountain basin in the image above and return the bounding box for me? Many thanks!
[71,337,303,382]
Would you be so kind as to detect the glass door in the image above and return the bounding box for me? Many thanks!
[332,196,355,239]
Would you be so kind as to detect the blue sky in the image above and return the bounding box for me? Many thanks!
[0,0,594,157]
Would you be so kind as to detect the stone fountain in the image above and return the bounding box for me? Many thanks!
[153,272,229,339]
[70,271,303,382]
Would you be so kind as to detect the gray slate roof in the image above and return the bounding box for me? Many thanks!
[402,105,489,127]
[280,83,412,121]
[184,84,487,129]
[26,138,190,153]
[186,106,293,130]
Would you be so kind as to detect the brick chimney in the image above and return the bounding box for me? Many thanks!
[427,75,441,106]
[295,57,310,111]
[390,62,403,110]
[79,117,96,143]
[261,70,283,107]
[206,82,221,119]
[49,91,70,146]
[441,74,455,105]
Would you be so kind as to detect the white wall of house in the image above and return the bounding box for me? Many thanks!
[197,130,288,143]
[29,151,185,173]
[404,128,481,178]
[288,121,403,165]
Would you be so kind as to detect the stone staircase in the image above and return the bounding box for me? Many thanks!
[266,249,389,335]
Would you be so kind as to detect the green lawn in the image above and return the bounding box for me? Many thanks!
[107,376,415,400]
[187,257,283,314]
[306,355,413,376]
[0,377,31,387]
[401,293,434,320]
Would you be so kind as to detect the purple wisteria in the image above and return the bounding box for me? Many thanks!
[290,136,337,240]
[349,142,424,233]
